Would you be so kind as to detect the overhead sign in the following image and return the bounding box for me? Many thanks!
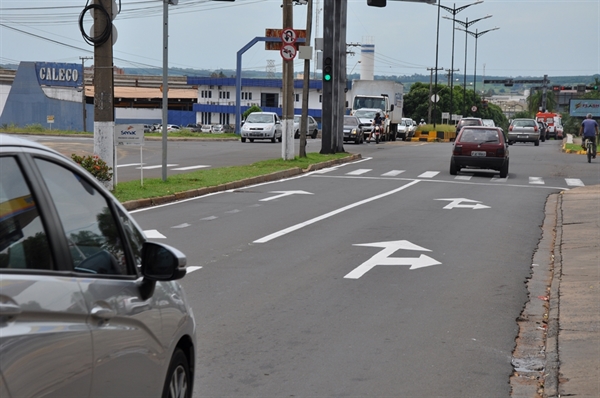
[569,99,600,118]
[36,62,82,87]
[115,124,144,146]
[344,240,441,279]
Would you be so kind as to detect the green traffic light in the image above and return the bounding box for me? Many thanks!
[324,74,332,81]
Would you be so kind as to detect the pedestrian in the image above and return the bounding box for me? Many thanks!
[580,113,599,158]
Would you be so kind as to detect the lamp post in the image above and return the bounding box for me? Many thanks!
[79,56,92,132]
[438,0,483,120]
[448,14,491,115]
[161,0,178,182]
[456,26,499,99]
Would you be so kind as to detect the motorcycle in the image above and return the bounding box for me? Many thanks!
[372,124,381,144]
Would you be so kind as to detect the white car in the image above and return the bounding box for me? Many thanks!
[293,115,320,139]
[397,118,415,141]
[200,125,212,133]
[353,108,387,140]
[240,112,283,143]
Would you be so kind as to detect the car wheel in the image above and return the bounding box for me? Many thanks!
[241,137,246,143]
[311,130,318,139]
[507,141,513,145]
[162,349,191,398]
[449,159,458,175]
[249,138,254,143]
[294,130,300,139]
[271,136,276,143]
[499,160,509,178]
[277,135,282,143]
[534,140,540,146]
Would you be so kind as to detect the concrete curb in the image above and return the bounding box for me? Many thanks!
[121,153,362,211]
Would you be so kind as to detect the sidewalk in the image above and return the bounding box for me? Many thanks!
[550,185,600,397]
[512,185,599,398]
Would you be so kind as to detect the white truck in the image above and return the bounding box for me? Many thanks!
[347,80,404,141]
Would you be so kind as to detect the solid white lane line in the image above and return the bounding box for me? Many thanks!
[253,180,421,243]
[171,165,210,170]
[138,164,179,170]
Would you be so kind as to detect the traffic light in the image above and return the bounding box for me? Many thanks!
[323,57,333,82]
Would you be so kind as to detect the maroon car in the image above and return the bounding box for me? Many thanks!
[450,126,509,178]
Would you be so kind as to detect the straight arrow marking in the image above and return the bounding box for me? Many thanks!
[435,198,490,209]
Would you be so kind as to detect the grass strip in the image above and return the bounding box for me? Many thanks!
[112,152,351,203]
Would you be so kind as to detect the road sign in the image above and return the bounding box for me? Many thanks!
[281,28,297,44]
[431,94,440,103]
[471,105,478,112]
[265,28,306,50]
[280,44,297,61]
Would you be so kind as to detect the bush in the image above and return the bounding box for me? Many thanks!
[243,105,262,120]
[71,154,113,182]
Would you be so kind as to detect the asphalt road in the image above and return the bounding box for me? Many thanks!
[118,138,597,396]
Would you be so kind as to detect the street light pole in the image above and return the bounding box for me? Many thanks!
[438,0,483,120]
[448,14,491,115]
[456,26,499,102]
[80,56,92,132]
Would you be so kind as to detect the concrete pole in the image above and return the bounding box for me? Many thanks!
[282,0,294,161]
[299,0,313,158]
[161,0,169,181]
[80,56,92,132]
[320,0,333,154]
[93,0,115,191]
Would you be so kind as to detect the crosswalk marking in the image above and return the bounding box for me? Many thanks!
[418,171,440,178]
[117,163,144,168]
[491,176,508,182]
[381,170,405,177]
[346,169,372,176]
[565,178,584,187]
[529,177,545,185]
[455,175,472,181]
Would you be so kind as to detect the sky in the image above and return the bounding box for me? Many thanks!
[0,0,598,80]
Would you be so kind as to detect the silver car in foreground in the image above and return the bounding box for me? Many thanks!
[0,134,196,398]
[507,118,541,146]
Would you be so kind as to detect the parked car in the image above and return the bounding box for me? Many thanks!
[455,117,484,135]
[240,112,283,143]
[507,118,540,146]
[353,108,386,141]
[185,123,201,132]
[212,124,224,133]
[397,118,415,141]
[342,115,365,145]
[166,124,181,132]
[0,134,196,398]
[450,126,509,178]
[143,124,153,133]
[200,124,212,133]
[293,115,319,139]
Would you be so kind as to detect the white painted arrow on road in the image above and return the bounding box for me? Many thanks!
[435,198,490,210]
[260,190,313,202]
[344,240,441,279]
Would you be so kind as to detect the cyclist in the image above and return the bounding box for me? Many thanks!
[580,113,599,159]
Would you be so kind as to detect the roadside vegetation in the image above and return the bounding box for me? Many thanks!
[112,152,351,203]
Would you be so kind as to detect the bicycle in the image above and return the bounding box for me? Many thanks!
[584,137,596,163]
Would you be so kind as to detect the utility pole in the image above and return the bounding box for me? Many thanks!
[93,0,115,190]
[282,0,294,160]
[299,0,313,158]
[80,56,92,132]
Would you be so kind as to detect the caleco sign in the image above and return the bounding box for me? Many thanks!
[35,62,82,88]
[570,99,600,118]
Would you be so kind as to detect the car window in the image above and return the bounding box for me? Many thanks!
[460,129,499,143]
[0,156,53,270]
[344,116,359,126]
[35,158,131,276]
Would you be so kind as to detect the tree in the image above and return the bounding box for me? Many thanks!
[527,89,556,115]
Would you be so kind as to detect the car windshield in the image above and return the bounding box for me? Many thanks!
[246,114,274,123]
[512,120,536,127]
[354,110,377,118]
[460,129,499,143]
[460,119,481,127]
[344,116,359,126]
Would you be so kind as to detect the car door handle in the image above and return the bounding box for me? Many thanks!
[91,306,116,320]
[0,303,22,317]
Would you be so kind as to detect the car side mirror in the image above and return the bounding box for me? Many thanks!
[141,241,187,281]
[390,104,394,112]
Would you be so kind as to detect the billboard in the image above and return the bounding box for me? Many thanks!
[35,62,82,88]
[569,99,600,118]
